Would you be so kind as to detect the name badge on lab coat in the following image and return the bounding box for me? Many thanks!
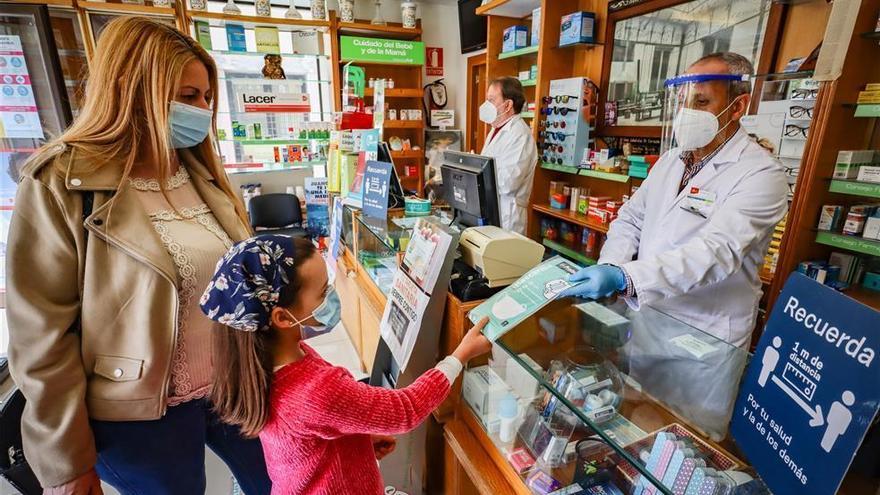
[681,187,716,219]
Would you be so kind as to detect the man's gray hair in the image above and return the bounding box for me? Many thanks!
[692,51,754,98]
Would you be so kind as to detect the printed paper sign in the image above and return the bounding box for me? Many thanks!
[0,35,43,139]
[430,110,454,128]
[380,270,431,371]
[401,218,452,293]
[362,160,392,220]
[730,273,879,495]
[340,36,425,65]
[468,257,581,341]
[425,47,443,76]
[238,92,310,113]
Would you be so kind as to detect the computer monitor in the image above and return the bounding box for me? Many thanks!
[440,150,500,228]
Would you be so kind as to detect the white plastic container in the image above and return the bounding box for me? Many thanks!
[498,394,519,443]
[401,2,418,29]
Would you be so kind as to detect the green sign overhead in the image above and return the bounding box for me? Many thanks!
[340,36,425,65]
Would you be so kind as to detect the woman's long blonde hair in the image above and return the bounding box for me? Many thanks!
[33,16,248,225]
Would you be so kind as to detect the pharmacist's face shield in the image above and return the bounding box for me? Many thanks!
[660,73,751,155]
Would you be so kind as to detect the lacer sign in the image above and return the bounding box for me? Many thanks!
[239,92,310,113]
[730,273,879,495]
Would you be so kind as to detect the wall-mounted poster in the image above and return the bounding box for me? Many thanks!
[0,35,43,139]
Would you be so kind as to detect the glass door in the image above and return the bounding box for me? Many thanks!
[0,4,72,356]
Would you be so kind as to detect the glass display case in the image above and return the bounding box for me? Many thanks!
[462,297,769,495]
[355,212,414,296]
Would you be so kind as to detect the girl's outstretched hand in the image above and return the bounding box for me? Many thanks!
[452,317,492,364]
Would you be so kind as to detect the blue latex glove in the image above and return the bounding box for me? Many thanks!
[558,264,626,300]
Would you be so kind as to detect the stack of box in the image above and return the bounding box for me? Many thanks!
[585,196,615,225]
[818,204,880,240]
[856,83,880,104]
[559,11,595,47]
[798,252,871,291]
[833,150,877,180]
[628,155,649,179]
[763,214,787,275]
[530,8,541,47]
[502,25,528,53]
[462,366,512,434]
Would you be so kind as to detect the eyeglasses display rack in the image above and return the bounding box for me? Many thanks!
[539,77,591,168]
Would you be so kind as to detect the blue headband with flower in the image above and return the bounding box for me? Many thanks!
[200,234,298,332]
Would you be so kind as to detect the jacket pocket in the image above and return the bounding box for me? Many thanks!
[94,355,143,382]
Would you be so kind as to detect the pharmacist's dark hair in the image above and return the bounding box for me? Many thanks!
[691,52,754,99]
[490,76,526,113]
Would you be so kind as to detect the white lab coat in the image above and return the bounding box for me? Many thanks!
[598,128,788,348]
[480,115,538,234]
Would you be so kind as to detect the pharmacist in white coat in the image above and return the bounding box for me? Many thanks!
[560,52,788,348]
[479,76,538,234]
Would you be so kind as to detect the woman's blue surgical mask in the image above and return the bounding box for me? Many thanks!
[169,101,213,149]
[287,287,342,339]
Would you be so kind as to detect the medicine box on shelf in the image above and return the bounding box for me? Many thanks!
[502,25,529,53]
[559,11,595,47]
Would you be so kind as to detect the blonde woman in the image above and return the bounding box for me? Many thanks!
[6,18,270,495]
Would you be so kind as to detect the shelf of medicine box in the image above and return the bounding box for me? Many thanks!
[219,138,330,145]
[222,161,324,173]
[542,238,596,267]
[78,0,174,16]
[187,11,331,32]
[363,88,423,98]
[491,298,751,495]
[383,120,423,129]
[540,162,580,174]
[557,41,603,49]
[861,31,880,39]
[853,104,880,118]
[209,50,330,60]
[532,203,609,234]
[828,179,880,199]
[815,230,880,257]
[497,45,538,61]
[475,0,540,17]
[336,19,422,40]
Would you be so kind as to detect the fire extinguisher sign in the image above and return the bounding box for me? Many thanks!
[426,47,443,77]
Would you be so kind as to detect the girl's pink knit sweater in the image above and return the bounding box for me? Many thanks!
[259,344,452,495]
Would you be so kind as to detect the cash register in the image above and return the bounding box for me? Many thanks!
[441,151,544,301]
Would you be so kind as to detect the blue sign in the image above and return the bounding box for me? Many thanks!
[731,273,879,495]
[362,160,393,219]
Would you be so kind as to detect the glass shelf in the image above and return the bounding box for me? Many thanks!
[828,179,880,198]
[208,50,329,59]
[223,161,323,174]
[498,45,539,60]
[752,69,814,81]
[466,298,758,495]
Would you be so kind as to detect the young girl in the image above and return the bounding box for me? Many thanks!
[201,234,492,495]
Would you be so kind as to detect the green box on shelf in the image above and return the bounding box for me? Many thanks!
[855,104,880,118]
[340,36,425,65]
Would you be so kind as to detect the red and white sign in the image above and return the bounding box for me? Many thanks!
[238,92,311,113]
[0,35,43,139]
[425,47,443,77]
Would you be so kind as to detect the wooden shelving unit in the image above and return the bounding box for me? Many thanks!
[532,203,609,233]
[331,16,426,195]
[770,0,880,315]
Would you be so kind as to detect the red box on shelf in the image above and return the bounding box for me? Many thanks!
[405,165,419,177]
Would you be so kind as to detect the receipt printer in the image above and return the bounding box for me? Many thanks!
[459,226,545,287]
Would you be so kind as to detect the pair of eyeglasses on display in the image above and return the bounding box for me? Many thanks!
[789,105,813,119]
[784,124,809,138]
[541,95,578,104]
[792,88,818,100]
[551,121,567,129]
[553,106,577,116]
[540,131,572,140]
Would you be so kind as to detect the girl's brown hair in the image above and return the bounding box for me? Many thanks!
[211,237,318,437]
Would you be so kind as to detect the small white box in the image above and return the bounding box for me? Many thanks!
[462,365,511,421]
[506,353,542,402]
[864,216,880,240]
[518,70,530,81]
[857,165,880,183]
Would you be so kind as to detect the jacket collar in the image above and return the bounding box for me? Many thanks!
[64,147,216,192]
[706,126,749,169]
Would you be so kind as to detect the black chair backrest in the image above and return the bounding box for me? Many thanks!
[248,193,303,230]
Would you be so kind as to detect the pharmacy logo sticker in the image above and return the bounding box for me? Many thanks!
[731,273,879,495]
